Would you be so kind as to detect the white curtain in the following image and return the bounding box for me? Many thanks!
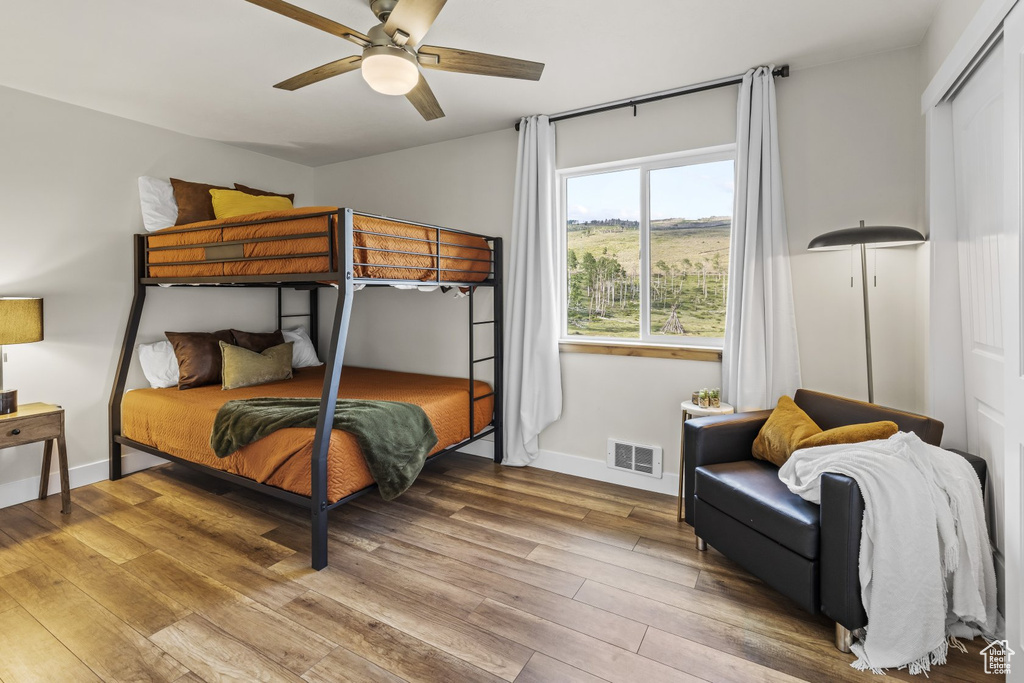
[722,67,802,412]
[503,115,562,466]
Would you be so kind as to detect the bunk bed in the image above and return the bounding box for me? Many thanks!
[108,207,503,570]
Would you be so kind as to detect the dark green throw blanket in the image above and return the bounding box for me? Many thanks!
[210,398,438,500]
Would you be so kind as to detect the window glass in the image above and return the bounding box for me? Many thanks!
[560,148,735,346]
[565,168,641,339]
[648,160,734,339]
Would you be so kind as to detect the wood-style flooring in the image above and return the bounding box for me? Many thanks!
[0,451,1000,682]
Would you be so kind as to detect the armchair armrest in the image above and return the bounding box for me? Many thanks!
[820,448,988,630]
[683,410,772,525]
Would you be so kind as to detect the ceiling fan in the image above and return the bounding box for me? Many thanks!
[245,0,545,121]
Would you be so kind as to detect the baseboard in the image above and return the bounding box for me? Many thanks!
[457,440,680,496]
[0,448,166,510]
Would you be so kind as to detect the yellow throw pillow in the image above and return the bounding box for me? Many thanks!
[752,396,822,467]
[220,341,293,390]
[210,188,292,219]
[798,421,899,450]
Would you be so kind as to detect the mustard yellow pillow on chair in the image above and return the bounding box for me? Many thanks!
[210,188,293,219]
[798,421,898,449]
[752,396,823,467]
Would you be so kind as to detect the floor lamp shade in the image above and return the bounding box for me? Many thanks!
[807,222,925,403]
[0,297,44,414]
[807,224,926,251]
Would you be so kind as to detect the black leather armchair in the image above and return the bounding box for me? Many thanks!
[683,389,988,651]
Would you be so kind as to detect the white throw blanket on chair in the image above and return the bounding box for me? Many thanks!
[778,432,999,675]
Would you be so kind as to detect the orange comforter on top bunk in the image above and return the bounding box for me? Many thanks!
[122,366,494,503]
[146,207,492,282]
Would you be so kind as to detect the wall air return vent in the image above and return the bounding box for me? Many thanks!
[607,439,663,478]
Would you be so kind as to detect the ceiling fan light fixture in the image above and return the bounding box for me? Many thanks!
[361,45,419,96]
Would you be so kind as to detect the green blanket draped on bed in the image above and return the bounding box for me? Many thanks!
[210,397,438,500]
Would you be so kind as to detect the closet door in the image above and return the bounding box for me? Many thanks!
[1003,5,1024,674]
[951,39,1006,577]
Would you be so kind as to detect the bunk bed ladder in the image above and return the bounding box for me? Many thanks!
[467,238,504,464]
[309,209,354,570]
[108,235,148,480]
[277,286,320,355]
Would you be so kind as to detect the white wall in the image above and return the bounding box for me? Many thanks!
[0,86,314,494]
[315,46,930,488]
[923,0,988,84]
[781,47,928,412]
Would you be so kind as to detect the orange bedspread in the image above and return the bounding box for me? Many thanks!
[122,366,494,503]
[146,207,492,282]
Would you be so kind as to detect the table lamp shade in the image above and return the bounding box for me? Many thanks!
[0,298,44,345]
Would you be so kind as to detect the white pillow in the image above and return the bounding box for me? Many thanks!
[138,341,179,388]
[138,176,178,232]
[283,327,322,368]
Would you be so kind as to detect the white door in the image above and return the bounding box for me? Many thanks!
[1003,5,1024,675]
[951,41,1006,594]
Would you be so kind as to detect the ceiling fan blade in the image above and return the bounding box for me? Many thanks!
[417,46,544,81]
[405,74,445,121]
[383,0,447,46]
[245,0,369,47]
[274,56,362,91]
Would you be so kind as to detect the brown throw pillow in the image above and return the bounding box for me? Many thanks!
[171,178,230,225]
[221,341,293,390]
[798,421,899,449]
[234,183,295,203]
[230,329,285,354]
[165,330,234,390]
[752,396,823,467]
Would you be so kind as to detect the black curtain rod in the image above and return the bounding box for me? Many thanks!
[514,65,790,131]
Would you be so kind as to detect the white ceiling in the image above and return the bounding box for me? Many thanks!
[0,0,941,166]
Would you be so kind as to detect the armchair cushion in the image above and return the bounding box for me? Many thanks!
[696,460,820,560]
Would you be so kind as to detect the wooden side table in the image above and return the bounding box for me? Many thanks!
[677,400,734,522]
[0,403,69,514]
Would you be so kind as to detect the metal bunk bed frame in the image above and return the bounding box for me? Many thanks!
[108,207,504,570]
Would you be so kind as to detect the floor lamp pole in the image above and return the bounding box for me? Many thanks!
[859,241,874,403]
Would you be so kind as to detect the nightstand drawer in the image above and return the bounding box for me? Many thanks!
[0,413,61,447]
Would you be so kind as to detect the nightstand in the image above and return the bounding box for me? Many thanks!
[0,403,69,514]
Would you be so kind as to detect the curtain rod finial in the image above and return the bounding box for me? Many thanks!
[773,65,790,78]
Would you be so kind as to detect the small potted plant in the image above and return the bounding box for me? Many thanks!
[698,388,710,408]
[710,388,721,408]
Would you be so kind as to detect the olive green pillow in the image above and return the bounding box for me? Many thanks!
[752,396,823,467]
[220,341,293,390]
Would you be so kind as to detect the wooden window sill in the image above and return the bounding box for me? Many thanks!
[558,341,722,362]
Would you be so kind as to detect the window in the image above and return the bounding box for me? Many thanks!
[559,145,735,347]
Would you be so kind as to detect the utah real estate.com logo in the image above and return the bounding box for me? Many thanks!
[981,640,1015,675]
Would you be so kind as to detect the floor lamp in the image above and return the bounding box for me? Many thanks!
[807,221,925,403]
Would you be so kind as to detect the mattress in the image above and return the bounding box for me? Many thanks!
[121,366,494,503]
[146,207,492,282]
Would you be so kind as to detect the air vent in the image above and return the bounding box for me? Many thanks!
[607,439,663,478]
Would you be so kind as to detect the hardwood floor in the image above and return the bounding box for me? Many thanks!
[0,451,1000,682]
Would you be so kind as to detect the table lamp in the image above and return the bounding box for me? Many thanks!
[0,297,44,414]
[807,222,925,403]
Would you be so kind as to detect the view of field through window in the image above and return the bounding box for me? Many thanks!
[565,159,734,340]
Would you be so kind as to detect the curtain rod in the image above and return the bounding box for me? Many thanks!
[514,64,790,131]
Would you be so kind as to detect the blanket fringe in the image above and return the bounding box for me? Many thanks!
[855,639,951,677]
[852,658,887,676]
